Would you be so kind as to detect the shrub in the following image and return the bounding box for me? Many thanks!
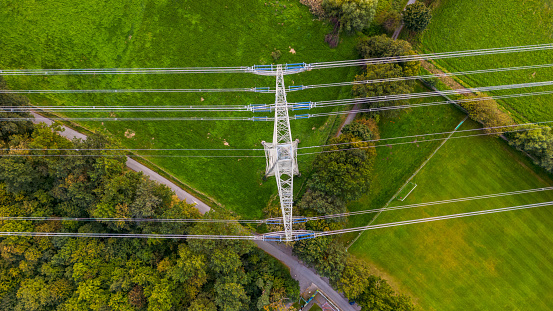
[458,94,515,134]
[271,49,282,61]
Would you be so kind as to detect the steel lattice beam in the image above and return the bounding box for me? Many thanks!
[262,65,299,242]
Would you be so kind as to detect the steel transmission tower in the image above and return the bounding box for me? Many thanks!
[262,65,300,242]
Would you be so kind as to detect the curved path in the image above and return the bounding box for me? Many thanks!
[30,112,210,214]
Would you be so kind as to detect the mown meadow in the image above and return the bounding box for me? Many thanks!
[421,0,553,122]
[0,0,363,218]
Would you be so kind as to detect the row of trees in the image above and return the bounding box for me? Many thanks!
[0,88,299,311]
[319,0,432,34]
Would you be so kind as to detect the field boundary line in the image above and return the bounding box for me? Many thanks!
[346,114,468,251]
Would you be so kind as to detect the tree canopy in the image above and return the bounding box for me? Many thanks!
[403,2,432,33]
[322,0,378,32]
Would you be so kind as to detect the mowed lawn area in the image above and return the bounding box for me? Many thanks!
[0,0,361,218]
[421,0,553,122]
[350,119,553,310]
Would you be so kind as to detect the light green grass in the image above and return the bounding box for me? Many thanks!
[0,0,363,218]
[421,0,553,122]
[350,119,553,310]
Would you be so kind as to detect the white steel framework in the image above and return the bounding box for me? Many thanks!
[262,65,299,242]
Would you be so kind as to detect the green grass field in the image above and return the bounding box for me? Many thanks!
[349,119,553,310]
[0,0,364,218]
[421,0,553,122]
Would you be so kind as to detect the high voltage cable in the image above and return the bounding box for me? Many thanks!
[0,216,263,224]
[2,187,548,225]
[2,201,551,241]
[5,89,553,117]
[0,231,256,240]
[297,120,553,151]
[4,63,553,95]
[1,44,551,76]
[307,187,553,221]
[310,44,553,69]
[2,123,551,158]
[303,63,553,90]
[3,80,551,118]
[315,201,553,237]
[3,72,553,96]
[0,88,256,94]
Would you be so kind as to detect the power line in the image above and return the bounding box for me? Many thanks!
[310,44,553,70]
[307,187,553,221]
[302,63,553,90]
[315,201,553,237]
[2,121,552,158]
[297,120,553,151]
[0,231,257,240]
[0,216,263,224]
[2,44,551,76]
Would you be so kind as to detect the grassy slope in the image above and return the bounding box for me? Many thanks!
[350,119,553,310]
[421,0,553,122]
[0,0,360,218]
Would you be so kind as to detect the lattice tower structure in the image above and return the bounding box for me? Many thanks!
[262,65,299,242]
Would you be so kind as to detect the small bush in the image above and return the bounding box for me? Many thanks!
[271,49,282,61]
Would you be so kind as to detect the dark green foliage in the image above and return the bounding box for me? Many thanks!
[309,134,376,201]
[357,35,420,76]
[342,121,374,141]
[508,125,553,173]
[293,236,347,283]
[298,190,346,216]
[338,257,416,310]
[0,79,34,143]
[403,2,432,33]
[0,128,299,310]
[353,63,413,117]
[458,94,515,134]
[322,0,378,32]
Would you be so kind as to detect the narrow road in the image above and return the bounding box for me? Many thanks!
[255,241,357,311]
[30,112,211,214]
[392,0,417,40]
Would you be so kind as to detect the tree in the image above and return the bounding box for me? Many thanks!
[322,0,378,32]
[214,282,249,311]
[357,35,420,77]
[298,190,346,216]
[337,256,372,299]
[309,134,376,201]
[459,94,515,134]
[403,2,432,33]
[342,121,374,141]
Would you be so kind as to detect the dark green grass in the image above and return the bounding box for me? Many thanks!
[0,0,363,218]
[350,119,553,310]
[421,0,553,122]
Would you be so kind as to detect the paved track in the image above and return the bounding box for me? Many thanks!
[255,240,357,311]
